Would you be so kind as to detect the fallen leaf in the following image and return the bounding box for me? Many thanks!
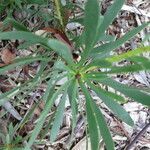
[0,63,6,67]
[0,22,12,31]
[1,48,16,64]
[2,101,22,120]
[72,137,91,150]
[41,27,73,50]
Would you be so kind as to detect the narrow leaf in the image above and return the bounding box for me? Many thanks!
[87,81,134,126]
[99,78,150,106]
[67,79,78,149]
[0,56,50,75]
[27,80,70,148]
[107,46,150,63]
[96,0,124,41]
[4,18,29,31]
[47,39,74,65]
[128,56,150,69]
[50,92,67,142]
[84,73,107,81]
[68,79,78,132]
[103,64,150,74]
[91,23,149,58]
[91,100,115,150]
[0,31,46,44]
[84,0,99,52]
[79,81,100,150]
[0,31,74,65]
[83,59,112,72]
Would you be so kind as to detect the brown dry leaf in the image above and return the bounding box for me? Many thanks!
[0,119,7,144]
[42,27,73,50]
[0,22,3,28]
[34,101,45,116]
[1,48,16,64]
[0,22,12,31]
[0,63,6,67]
[34,107,41,116]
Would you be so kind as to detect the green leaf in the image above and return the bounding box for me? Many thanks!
[15,0,22,8]
[93,14,104,44]
[68,79,78,141]
[99,78,150,106]
[84,73,108,81]
[26,80,71,148]
[46,39,74,65]
[4,18,29,31]
[0,31,74,65]
[68,79,78,126]
[96,0,124,41]
[0,5,5,14]
[54,0,65,29]
[83,59,112,72]
[87,81,134,126]
[98,34,116,42]
[91,23,149,58]
[84,0,99,53]
[50,91,67,142]
[42,72,58,102]
[85,79,125,102]
[91,100,114,150]
[54,60,72,71]
[17,102,39,131]
[103,64,150,74]
[0,31,46,45]
[79,81,100,150]
[26,0,45,5]
[127,56,150,69]
[107,46,150,63]
[0,56,50,75]
[70,17,84,25]
[80,80,114,150]
[103,90,126,103]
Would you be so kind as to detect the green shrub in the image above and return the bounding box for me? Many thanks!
[0,0,149,149]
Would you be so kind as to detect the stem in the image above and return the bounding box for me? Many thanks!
[125,122,150,150]
[54,0,64,30]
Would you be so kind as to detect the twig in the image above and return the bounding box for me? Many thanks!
[122,4,150,18]
[125,122,150,150]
